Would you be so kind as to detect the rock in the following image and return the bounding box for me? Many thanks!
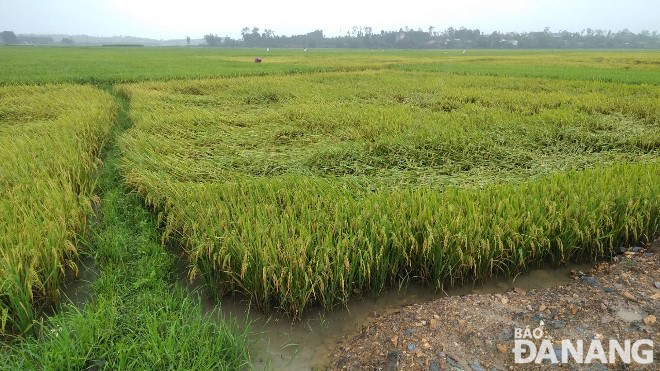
[501,297,509,305]
[552,345,563,360]
[429,359,440,371]
[496,343,508,353]
[549,320,566,329]
[391,335,399,347]
[446,355,461,368]
[654,282,660,289]
[405,328,416,336]
[408,343,417,351]
[579,276,600,287]
[618,246,628,254]
[643,315,656,325]
[470,360,487,371]
[603,287,614,293]
[647,237,660,253]
[499,328,513,341]
[430,319,439,329]
[532,313,548,322]
[570,304,579,315]
[621,291,639,302]
[385,351,401,371]
[591,363,609,371]
[630,246,642,253]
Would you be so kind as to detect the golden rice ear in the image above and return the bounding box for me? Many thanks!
[188,266,199,282]
[66,259,79,278]
[63,240,78,256]
[0,307,8,334]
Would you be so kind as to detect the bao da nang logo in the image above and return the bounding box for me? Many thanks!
[513,326,654,364]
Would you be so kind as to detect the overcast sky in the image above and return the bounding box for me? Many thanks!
[2,0,658,39]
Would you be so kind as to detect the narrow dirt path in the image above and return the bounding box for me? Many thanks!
[0,89,251,370]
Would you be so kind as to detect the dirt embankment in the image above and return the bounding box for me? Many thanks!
[329,241,660,370]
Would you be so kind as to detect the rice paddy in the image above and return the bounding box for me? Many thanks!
[0,85,115,333]
[0,48,659,368]
[118,69,660,318]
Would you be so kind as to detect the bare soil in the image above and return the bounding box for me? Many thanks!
[328,244,660,370]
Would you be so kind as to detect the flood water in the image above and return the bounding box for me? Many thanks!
[57,255,99,310]
[179,262,592,370]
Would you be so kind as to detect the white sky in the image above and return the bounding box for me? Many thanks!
[1,0,658,39]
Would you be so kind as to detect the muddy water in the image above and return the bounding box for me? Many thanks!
[180,263,592,370]
[58,255,99,309]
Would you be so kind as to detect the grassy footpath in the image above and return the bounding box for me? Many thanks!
[0,91,250,369]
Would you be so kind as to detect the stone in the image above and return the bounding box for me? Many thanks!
[408,343,417,351]
[648,237,660,253]
[499,328,513,341]
[385,351,401,371]
[470,360,487,371]
[603,287,615,293]
[429,359,440,371]
[446,355,461,368]
[621,291,639,302]
[549,320,566,329]
[579,276,600,287]
[643,315,656,325]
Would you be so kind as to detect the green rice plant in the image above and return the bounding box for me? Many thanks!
[0,85,115,334]
[1,48,658,85]
[118,70,660,319]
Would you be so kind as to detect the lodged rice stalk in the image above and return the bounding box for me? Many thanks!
[0,85,115,334]
[119,70,660,319]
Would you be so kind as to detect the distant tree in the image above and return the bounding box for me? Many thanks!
[241,27,250,39]
[195,26,659,50]
[0,31,18,44]
[203,33,221,46]
[186,36,191,45]
[61,37,74,45]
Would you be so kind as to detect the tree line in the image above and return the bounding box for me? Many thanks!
[204,26,659,49]
[2,27,658,49]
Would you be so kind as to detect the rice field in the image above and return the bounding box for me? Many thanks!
[118,70,660,318]
[0,85,115,333]
[0,48,659,368]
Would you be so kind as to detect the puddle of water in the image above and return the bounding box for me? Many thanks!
[59,255,98,308]
[179,261,591,370]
